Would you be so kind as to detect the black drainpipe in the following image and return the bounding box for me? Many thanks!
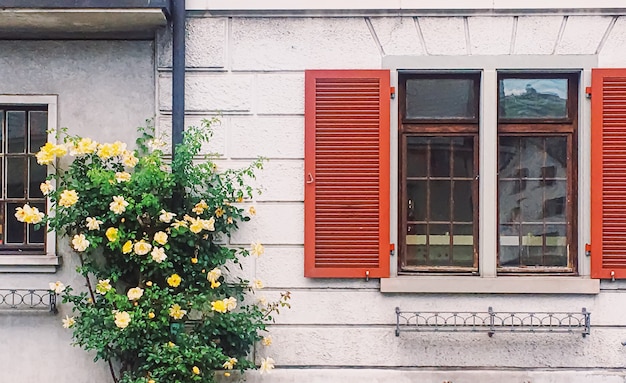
[171,0,185,208]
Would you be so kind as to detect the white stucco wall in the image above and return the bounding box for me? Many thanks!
[155,13,626,382]
[0,40,155,382]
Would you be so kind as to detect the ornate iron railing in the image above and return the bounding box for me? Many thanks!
[0,289,57,313]
[395,307,590,338]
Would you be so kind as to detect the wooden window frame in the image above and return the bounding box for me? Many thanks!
[496,72,578,274]
[398,72,480,273]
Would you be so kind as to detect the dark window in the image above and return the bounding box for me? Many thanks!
[0,106,48,253]
[497,73,578,273]
[399,73,479,272]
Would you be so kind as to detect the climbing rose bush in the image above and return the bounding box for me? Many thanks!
[20,121,290,383]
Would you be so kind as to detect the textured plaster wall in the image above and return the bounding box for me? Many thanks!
[154,14,626,382]
[0,40,155,383]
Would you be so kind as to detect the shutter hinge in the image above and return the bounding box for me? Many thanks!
[390,86,396,99]
[585,243,591,257]
[390,243,395,257]
[585,86,592,98]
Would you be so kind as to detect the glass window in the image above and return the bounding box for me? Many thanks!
[0,107,47,251]
[405,75,479,121]
[499,78,569,120]
[400,73,479,272]
[497,73,577,272]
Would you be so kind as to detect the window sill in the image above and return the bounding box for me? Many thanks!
[380,275,599,294]
[0,255,60,273]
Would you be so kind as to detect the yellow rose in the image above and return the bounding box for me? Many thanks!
[159,209,176,223]
[40,180,53,195]
[115,171,131,183]
[73,137,98,155]
[59,190,79,207]
[167,274,181,288]
[248,206,256,216]
[201,217,215,231]
[105,227,119,242]
[261,336,272,346]
[191,257,198,264]
[192,199,208,214]
[192,366,200,375]
[122,151,139,168]
[72,234,90,252]
[259,357,275,374]
[127,287,144,301]
[222,358,237,370]
[224,297,237,311]
[49,281,65,294]
[207,268,221,283]
[148,312,155,319]
[134,240,152,255]
[86,217,103,231]
[109,196,129,214]
[62,315,76,329]
[214,207,225,218]
[151,247,167,263]
[114,311,131,329]
[252,279,264,290]
[96,279,112,295]
[211,300,227,313]
[14,204,44,224]
[168,304,187,320]
[189,218,203,234]
[153,231,168,245]
[251,242,264,257]
[122,240,133,254]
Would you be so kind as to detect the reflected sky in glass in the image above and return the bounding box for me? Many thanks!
[501,78,567,99]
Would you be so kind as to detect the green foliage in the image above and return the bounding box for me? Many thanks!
[32,120,287,383]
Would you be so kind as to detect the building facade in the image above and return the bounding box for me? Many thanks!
[3,1,626,382]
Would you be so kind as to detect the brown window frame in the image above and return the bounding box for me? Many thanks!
[497,72,578,274]
[398,72,480,273]
[0,105,48,255]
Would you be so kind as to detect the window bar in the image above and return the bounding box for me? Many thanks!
[0,289,57,313]
[395,307,590,338]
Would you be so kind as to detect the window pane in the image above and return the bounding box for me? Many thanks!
[430,181,450,221]
[28,202,45,244]
[407,181,427,221]
[499,78,568,119]
[406,224,427,266]
[7,111,26,153]
[406,137,427,177]
[29,111,48,153]
[29,157,47,199]
[406,78,477,119]
[452,137,474,177]
[453,180,473,222]
[6,202,25,244]
[429,224,452,266]
[430,138,451,177]
[7,157,25,198]
[498,135,570,269]
[451,224,474,267]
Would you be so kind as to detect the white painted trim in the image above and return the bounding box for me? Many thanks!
[188,0,626,14]
[381,276,600,294]
[0,95,59,270]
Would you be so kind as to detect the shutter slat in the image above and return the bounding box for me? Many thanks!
[591,68,626,279]
[304,70,390,278]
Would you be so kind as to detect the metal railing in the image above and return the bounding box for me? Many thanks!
[395,306,590,338]
[0,289,57,313]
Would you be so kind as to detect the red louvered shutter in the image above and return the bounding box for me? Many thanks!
[304,70,390,278]
[591,68,626,279]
